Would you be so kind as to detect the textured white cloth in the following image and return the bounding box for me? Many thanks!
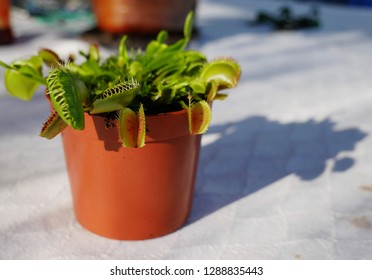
[1,0,372,259]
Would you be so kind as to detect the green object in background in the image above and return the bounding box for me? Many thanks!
[34,9,94,25]
[12,0,95,28]
[252,5,321,31]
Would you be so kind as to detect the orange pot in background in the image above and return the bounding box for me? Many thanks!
[91,0,197,34]
[0,0,13,44]
[61,110,201,240]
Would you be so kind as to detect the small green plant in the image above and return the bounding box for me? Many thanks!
[0,12,240,148]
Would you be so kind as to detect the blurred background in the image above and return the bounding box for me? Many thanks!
[2,0,199,46]
[5,0,372,32]
[8,0,94,33]
[8,0,372,17]
[3,0,372,45]
[12,0,90,15]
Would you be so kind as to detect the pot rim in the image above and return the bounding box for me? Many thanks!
[63,108,191,143]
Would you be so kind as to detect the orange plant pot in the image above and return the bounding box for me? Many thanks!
[91,0,197,34]
[0,0,13,44]
[61,110,201,240]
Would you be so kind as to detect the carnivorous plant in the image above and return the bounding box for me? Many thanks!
[0,12,241,147]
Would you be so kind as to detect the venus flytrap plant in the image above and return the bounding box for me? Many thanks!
[188,100,211,135]
[40,110,68,140]
[90,79,140,114]
[46,66,85,130]
[119,104,146,148]
[0,56,45,101]
[0,12,241,148]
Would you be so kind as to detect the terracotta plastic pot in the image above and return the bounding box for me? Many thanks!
[91,0,197,34]
[61,110,202,240]
[0,0,13,45]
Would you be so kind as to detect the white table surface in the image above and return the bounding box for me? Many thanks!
[1,0,372,259]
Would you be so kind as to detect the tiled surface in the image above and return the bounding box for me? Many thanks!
[1,0,372,259]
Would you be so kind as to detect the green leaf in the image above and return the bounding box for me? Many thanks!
[71,60,101,78]
[88,44,100,61]
[73,77,90,107]
[137,104,146,148]
[3,56,44,101]
[188,100,211,135]
[38,48,63,67]
[183,11,194,40]
[90,80,140,114]
[129,61,143,81]
[214,93,228,100]
[47,67,85,130]
[40,110,68,139]
[145,40,167,60]
[5,69,41,101]
[118,104,146,148]
[190,79,206,94]
[157,30,168,43]
[16,64,46,84]
[119,35,129,61]
[206,80,218,102]
[200,58,241,90]
[0,61,11,69]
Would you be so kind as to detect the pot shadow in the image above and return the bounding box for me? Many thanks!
[187,116,366,223]
[92,116,122,151]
